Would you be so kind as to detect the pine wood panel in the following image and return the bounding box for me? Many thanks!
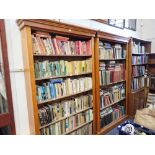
[94,37,100,133]
[17,19,96,38]
[21,26,40,134]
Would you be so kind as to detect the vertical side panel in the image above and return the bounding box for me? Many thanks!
[94,37,100,133]
[21,26,39,134]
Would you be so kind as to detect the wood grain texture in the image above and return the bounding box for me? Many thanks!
[91,37,96,134]
[17,19,96,38]
[21,26,39,134]
[94,37,100,133]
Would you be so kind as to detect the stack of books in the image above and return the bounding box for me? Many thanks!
[34,59,92,79]
[131,77,145,91]
[132,66,145,77]
[36,77,92,102]
[38,95,92,126]
[32,32,92,56]
[99,62,125,86]
[40,109,93,135]
[100,84,125,110]
[99,42,126,59]
[100,104,125,128]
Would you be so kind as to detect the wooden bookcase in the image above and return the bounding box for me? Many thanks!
[94,32,129,134]
[17,19,97,135]
[128,38,151,118]
[148,53,155,92]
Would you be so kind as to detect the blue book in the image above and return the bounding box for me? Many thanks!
[49,82,55,99]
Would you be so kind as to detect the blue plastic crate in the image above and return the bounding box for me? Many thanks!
[117,120,155,135]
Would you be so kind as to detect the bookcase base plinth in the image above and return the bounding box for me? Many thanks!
[97,115,128,135]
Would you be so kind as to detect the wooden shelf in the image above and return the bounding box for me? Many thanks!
[131,87,145,93]
[100,80,126,88]
[132,64,147,66]
[100,98,126,111]
[35,72,92,81]
[99,58,126,61]
[33,54,92,57]
[38,88,92,105]
[64,120,93,135]
[132,75,144,78]
[148,63,155,65]
[97,115,127,135]
[149,88,155,91]
[132,53,148,55]
[39,107,92,129]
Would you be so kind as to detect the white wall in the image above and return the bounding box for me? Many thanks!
[3,19,143,134]
[4,19,35,134]
[141,19,155,52]
[60,19,142,38]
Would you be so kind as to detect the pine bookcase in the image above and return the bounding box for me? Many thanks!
[17,19,97,135]
[94,31,129,134]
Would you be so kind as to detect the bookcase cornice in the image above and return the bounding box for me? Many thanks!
[131,37,151,44]
[96,31,129,43]
[17,19,96,38]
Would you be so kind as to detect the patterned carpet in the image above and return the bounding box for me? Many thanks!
[106,119,134,135]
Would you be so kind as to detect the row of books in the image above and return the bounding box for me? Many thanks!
[131,77,145,91]
[100,84,125,110]
[132,55,148,65]
[32,32,92,56]
[132,66,145,77]
[99,62,125,86]
[40,109,93,135]
[34,59,92,79]
[100,104,125,128]
[132,41,145,54]
[38,95,92,126]
[36,77,92,102]
[70,122,93,135]
[99,42,126,60]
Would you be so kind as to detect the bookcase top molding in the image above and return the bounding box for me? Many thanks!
[17,19,96,38]
[130,37,151,44]
[96,31,129,43]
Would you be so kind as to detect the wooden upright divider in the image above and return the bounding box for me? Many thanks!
[94,31,129,134]
[17,19,97,135]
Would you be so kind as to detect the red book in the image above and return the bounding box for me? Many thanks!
[36,36,46,54]
[75,41,80,55]
[52,38,60,55]
[86,40,92,55]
